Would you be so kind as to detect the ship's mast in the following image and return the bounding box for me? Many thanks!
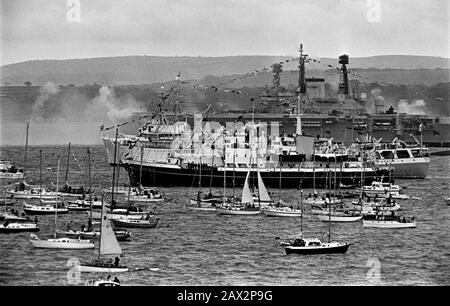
[297,43,308,116]
[64,142,71,186]
[23,122,29,181]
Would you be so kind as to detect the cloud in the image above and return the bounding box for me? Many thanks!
[1,0,448,65]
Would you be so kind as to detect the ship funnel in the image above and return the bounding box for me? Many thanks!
[338,54,349,95]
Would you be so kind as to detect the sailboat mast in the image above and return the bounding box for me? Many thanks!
[333,154,337,206]
[312,142,316,193]
[232,136,236,198]
[87,147,92,221]
[299,188,303,238]
[328,170,331,243]
[209,144,214,195]
[98,193,104,260]
[111,128,119,210]
[39,150,43,201]
[54,156,60,239]
[23,122,29,180]
[64,142,71,186]
[279,161,282,202]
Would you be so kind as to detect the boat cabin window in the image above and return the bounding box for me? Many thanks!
[380,151,394,159]
[410,149,422,158]
[395,150,410,159]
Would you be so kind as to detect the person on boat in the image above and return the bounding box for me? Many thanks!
[114,257,120,267]
[94,196,98,202]
[113,277,120,284]
[87,218,93,232]
[81,224,86,232]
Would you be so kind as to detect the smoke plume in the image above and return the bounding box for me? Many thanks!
[31,82,60,120]
[86,86,143,122]
[397,99,427,115]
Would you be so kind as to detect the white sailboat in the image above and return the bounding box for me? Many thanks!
[216,171,261,216]
[79,200,129,273]
[29,156,95,249]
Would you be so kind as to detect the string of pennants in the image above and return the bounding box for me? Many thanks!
[99,51,413,132]
[100,57,301,132]
[304,56,391,86]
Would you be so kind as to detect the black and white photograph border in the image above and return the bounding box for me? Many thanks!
[0,0,449,290]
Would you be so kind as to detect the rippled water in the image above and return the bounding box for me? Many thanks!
[0,145,449,286]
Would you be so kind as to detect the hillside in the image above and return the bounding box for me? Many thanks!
[1,55,449,86]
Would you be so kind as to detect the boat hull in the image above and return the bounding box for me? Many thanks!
[0,224,39,233]
[30,238,95,249]
[316,214,363,222]
[186,205,217,211]
[79,264,129,273]
[216,207,261,215]
[111,218,159,228]
[362,220,416,228]
[263,209,302,217]
[124,163,391,188]
[23,208,69,215]
[284,243,350,255]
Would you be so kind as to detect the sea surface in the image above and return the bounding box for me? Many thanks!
[0,145,449,286]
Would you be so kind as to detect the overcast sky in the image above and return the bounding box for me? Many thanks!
[1,0,449,65]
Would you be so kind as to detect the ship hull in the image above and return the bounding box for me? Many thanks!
[124,163,391,189]
[375,159,429,179]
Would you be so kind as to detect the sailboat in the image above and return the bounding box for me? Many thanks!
[278,185,351,254]
[262,166,302,217]
[187,144,222,211]
[29,156,95,249]
[313,161,362,222]
[78,201,129,273]
[216,171,261,216]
